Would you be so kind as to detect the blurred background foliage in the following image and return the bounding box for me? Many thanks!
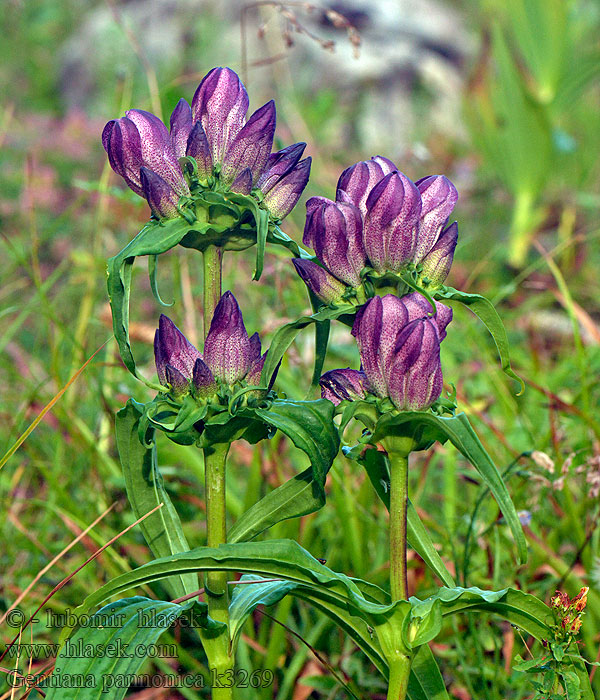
[1,1,600,698]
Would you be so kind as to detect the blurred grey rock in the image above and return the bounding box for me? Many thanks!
[60,0,472,153]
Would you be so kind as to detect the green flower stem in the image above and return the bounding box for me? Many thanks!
[389,450,409,602]
[387,653,411,700]
[383,439,416,700]
[203,245,223,339]
[203,441,234,699]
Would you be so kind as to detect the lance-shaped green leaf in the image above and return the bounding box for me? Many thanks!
[115,399,198,598]
[228,575,298,649]
[260,304,356,387]
[344,443,455,588]
[229,399,340,541]
[47,597,216,700]
[228,467,324,543]
[407,645,451,700]
[372,411,528,564]
[436,285,524,393]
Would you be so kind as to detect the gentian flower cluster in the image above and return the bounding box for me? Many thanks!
[320,293,452,411]
[154,292,265,400]
[102,67,311,222]
[293,156,458,304]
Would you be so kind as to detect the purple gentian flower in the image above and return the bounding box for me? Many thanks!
[294,157,458,299]
[103,67,311,221]
[154,292,265,397]
[320,293,451,411]
[320,368,368,406]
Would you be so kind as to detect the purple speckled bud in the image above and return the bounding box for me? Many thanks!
[420,222,458,287]
[154,315,202,386]
[262,157,311,220]
[257,142,306,194]
[221,100,276,187]
[186,121,213,179]
[292,258,346,305]
[351,295,389,397]
[414,175,458,263]
[170,98,193,159]
[140,167,180,219]
[320,368,368,405]
[102,117,145,195]
[191,67,249,163]
[231,167,253,195]
[125,110,188,195]
[387,318,443,410]
[165,364,190,397]
[192,358,218,398]
[401,292,453,341]
[204,292,256,384]
[352,294,448,407]
[336,156,396,215]
[245,353,266,386]
[303,199,366,287]
[363,171,421,272]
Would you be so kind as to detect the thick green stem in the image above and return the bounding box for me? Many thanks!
[389,451,409,602]
[203,441,234,700]
[203,245,223,339]
[386,653,411,700]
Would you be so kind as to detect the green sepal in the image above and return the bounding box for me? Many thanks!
[435,285,525,394]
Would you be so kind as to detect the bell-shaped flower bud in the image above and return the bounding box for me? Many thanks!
[221,100,276,187]
[292,258,346,305]
[191,67,249,163]
[303,199,366,287]
[102,117,144,195]
[352,294,450,403]
[140,167,180,219]
[320,368,368,405]
[231,167,253,195]
[262,157,311,220]
[363,171,421,272]
[245,354,266,386]
[170,98,193,159]
[257,142,306,194]
[204,292,256,384]
[414,175,458,262]
[352,295,395,398]
[154,315,202,386]
[165,364,190,397]
[192,358,218,398]
[420,222,458,287]
[186,121,213,179]
[386,318,443,410]
[336,156,396,216]
[125,109,188,195]
[401,292,453,341]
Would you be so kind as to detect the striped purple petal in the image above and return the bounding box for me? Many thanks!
[262,157,311,220]
[191,67,249,163]
[414,175,458,262]
[221,100,276,187]
[204,291,253,384]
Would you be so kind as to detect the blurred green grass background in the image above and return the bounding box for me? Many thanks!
[1,1,600,698]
